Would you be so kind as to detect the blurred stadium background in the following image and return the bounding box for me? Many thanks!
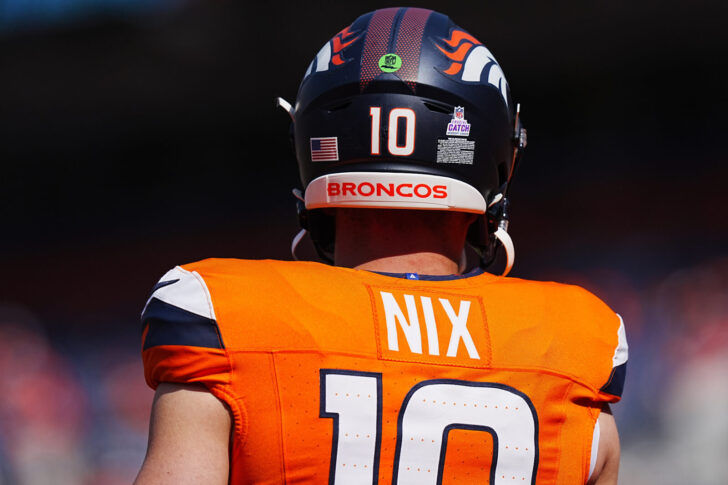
[1,0,727,483]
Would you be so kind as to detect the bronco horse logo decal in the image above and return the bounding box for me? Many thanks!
[435,30,509,107]
[303,25,362,79]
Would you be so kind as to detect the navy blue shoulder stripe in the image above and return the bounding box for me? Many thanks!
[600,362,627,398]
[142,297,224,351]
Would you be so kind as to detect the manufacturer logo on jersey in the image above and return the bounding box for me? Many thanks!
[435,30,509,107]
[368,287,491,366]
[446,106,471,137]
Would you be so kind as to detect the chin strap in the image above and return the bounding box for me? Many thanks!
[291,228,306,261]
[458,249,467,274]
[485,193,515,277]
[291,188,306,261]
[290,187,335,264]
[494,225,515,277]
[484,102,523,277]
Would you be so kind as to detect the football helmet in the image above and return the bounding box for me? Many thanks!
[278,7,526,275]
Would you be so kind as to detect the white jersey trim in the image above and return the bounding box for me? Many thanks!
[588,418,600,480]
[142,266,216,321]
[613,314,628,367]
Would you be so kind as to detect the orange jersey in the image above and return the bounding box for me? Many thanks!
[141,259,627,484]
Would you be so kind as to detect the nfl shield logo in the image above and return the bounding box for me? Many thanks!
[454,107,464,119]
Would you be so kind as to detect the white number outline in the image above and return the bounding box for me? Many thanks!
[393,379,539,485]
[320,369,383,485]
[321,372,540,485]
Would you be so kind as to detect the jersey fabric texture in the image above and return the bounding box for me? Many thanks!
[141,259,627,484]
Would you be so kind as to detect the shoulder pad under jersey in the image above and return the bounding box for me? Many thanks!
[141,266,224,350]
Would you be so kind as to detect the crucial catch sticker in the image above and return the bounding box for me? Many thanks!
[446,106,471,137]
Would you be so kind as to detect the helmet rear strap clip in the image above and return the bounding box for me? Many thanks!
[276,97,295,121]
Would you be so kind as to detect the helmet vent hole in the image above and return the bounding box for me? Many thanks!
[326,100,352,112]
[423,101,452,114]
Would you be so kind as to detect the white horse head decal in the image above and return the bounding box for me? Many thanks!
[435,30,509,107]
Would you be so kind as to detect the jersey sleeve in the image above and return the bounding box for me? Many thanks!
[140,266,230,390]
[554,283,629,404]
[597,313,628,402]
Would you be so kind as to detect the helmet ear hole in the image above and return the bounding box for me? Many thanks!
[423,101,452,114]
[325,100,352,112]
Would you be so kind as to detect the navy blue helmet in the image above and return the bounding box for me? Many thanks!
[280,7,526,273]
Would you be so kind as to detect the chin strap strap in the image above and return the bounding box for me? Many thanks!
[291,228,306,261]
[458,249,468,274]
[494,225,515,277]
[485,102,524,277]
[291,188,306,261]
[487,193,515,277]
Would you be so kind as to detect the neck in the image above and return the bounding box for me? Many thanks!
[343,251,461,275]
[333,208,473,276]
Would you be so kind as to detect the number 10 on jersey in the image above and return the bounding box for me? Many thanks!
[321,369,539,484]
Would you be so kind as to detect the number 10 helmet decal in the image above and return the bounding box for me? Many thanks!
[279,7,527,275]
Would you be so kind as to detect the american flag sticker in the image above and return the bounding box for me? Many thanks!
[310,137,339,162]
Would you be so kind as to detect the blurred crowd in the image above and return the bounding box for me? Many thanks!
[0,307,152,485]
[1,255,726,484]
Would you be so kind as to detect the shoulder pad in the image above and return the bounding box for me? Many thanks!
[600,314,628,398]
[142,266,216,320]
[141,266,223,350]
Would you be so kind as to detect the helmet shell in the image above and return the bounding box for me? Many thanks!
[293,7,515,212]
